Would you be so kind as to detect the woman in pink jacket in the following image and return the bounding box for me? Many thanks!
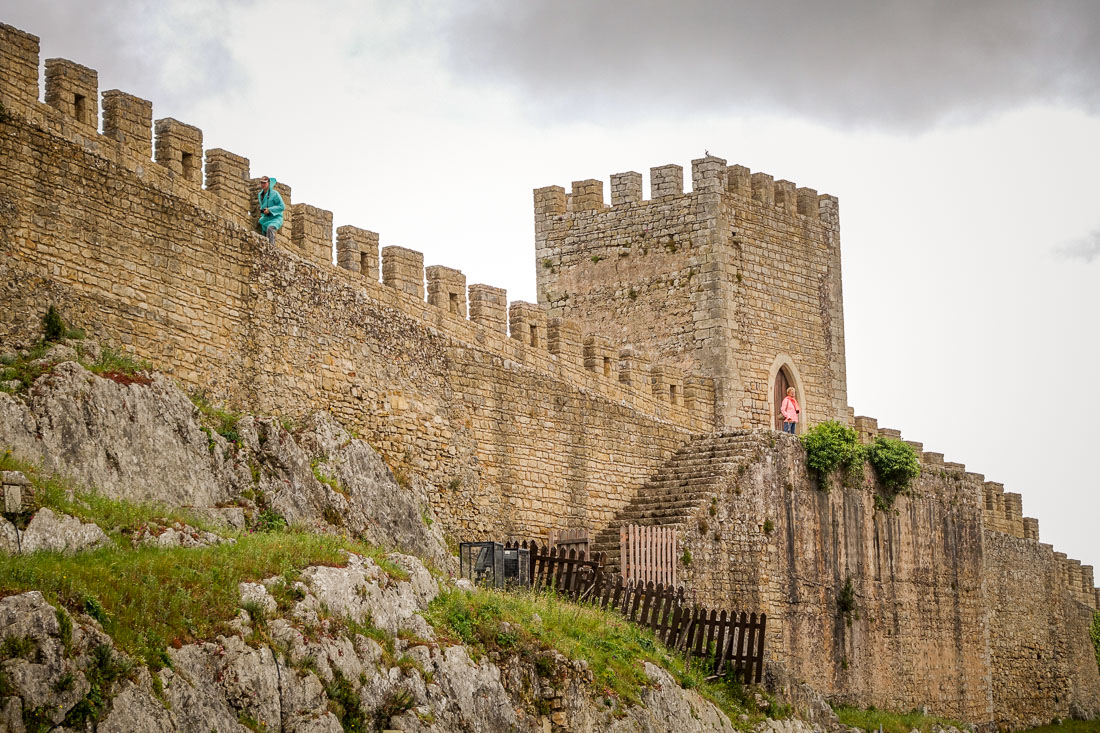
[781,387,800,434]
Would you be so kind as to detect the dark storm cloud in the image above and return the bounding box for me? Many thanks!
[3,1,250,109]
[441,0,1100,130]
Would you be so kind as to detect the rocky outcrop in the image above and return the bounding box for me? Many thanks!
[19,507,110,554]
[0,553,749,733]
[0,358,449,569]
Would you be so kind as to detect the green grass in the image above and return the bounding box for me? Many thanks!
[1020,722,1100,733]
[0,529,407,671]
[0,450,409,671]
[0,450,220,539]
[833,704,966,732]
[0,340,151,394]
[0,532,352,669]
[424,587,781,727]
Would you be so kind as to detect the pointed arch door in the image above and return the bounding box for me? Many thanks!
[773,368,791,430]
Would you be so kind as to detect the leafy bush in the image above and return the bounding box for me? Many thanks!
[42,305,66,342]
[837,577,856,624]
[866,437,921,493]
[800,421,864,487]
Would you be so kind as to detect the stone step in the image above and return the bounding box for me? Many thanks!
[626,491,711,504]
[650,464,740,480]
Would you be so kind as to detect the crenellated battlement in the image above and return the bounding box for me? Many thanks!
[534,155,837,225]
[0,20,716,437]
[853,414,1098,611]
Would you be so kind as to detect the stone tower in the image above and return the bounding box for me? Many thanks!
[534,155,849,431]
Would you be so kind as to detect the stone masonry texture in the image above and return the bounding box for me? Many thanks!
[0,21,1097,730]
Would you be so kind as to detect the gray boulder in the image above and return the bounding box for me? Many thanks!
[19,507,110,554]
[0,361,234,508]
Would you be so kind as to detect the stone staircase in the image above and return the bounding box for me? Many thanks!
[590,431,761,575]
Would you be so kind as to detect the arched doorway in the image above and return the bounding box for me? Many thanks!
[766,355,806,433]
[773,367,792,431]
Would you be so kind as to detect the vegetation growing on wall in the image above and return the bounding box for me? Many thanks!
[801,423,921,507]
[866,437,921,494]
[800,421,863,489]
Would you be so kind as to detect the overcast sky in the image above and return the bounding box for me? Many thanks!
[5,1,1098,568]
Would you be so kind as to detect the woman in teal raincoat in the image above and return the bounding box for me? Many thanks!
[257,176,284,244]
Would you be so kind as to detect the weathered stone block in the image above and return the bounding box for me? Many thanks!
[103,90,153,158]
[509,301,547,348]
[0,23,40,113]
[427,265,467,318]
[336,226,379,281]
[290,204,334,266]
[382,246,424,299]
[45,58,98,127]
[468,284,506,333]
[155,117,203,184]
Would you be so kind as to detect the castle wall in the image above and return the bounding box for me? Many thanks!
[677,428,1099,728]
[1,21,1096,727]
[534,159,848,432]
[0,23,708,541]
[983,530,1100,727]
[244,248,696,537]
[678,437,993,722]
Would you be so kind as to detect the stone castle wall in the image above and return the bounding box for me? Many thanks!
[534,158,848,431]
[674,425,1099,727]
[0,22,714,540]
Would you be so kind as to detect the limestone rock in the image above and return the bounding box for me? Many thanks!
[20,507,109,554]
[97,681,177,733]
[0,592,90,725]
[133,522,232,548]
[257,411,451,570]
[160,642,250,732]
[0,362,234,508]
[0,362,450,568]
[296,552,438,636]
[218,636,281,729]
[0,517,19,554]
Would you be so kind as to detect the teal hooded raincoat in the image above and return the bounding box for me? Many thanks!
[257,178,285,232]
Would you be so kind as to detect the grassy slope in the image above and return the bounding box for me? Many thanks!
[426,586,783,727]
[0,452,783,729]
[0,452,406,670]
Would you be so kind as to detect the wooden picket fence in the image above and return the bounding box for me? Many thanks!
[620,524,678,587]
[548,527,590,556]
[504,540,766,683]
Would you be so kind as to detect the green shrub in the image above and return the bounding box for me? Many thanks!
[800,421,864,487]
[837,577,856,624]
[866,437,921,493]
[42,305,66,343]
[256,509,287,533]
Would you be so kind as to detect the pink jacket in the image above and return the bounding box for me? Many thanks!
[781,395,800,423]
